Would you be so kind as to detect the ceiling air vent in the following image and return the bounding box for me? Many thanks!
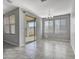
[41,0,47,2]
[23,10,26,13]
[7,0,12,3]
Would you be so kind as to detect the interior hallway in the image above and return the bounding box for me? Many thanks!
[3,39,75,59]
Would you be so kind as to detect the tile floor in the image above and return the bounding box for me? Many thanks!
[3,40,75,59]
[25,36,35,43]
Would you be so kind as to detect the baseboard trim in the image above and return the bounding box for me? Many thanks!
[3,40,18,46]
[71,43,75,54]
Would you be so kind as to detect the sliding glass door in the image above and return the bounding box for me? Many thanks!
[25,16,36,43]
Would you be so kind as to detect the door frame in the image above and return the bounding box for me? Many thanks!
[24,15,36,43]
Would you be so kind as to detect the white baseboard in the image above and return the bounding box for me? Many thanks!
[4,40,18,46]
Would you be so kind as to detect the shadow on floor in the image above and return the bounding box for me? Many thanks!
[3,41,17,49]
[25,40,36,44]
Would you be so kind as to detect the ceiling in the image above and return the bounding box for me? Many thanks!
[3,0,16,14]
[3,0,74,17]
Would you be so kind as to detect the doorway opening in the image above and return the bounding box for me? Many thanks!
[24,15,36,43]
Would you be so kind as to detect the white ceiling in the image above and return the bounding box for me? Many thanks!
[3,0,74,17]
[3,0,16,14]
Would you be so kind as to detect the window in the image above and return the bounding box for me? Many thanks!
[48,20,53,33]
[44,21,49,33]
[27,21,36,36]
[55,20,60,33]
[44,20,54,33]
[10,15,15,34]
[55,19,66,33]
[4,15,16,34]
[60,19,66,33]
[4,16,10,33]
[28,21,36,28]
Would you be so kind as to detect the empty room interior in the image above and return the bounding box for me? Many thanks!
[3,0,75,59]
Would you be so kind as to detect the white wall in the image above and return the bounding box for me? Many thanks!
[70,7,75,52]
[19,8,25,47]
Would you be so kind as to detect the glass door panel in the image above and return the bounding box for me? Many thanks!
[44,20,53,39]
[55,20,60,34]
[60,19,66,33]
[44,20,49,38]
[25,15,36,43]
[26,20,36,42]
